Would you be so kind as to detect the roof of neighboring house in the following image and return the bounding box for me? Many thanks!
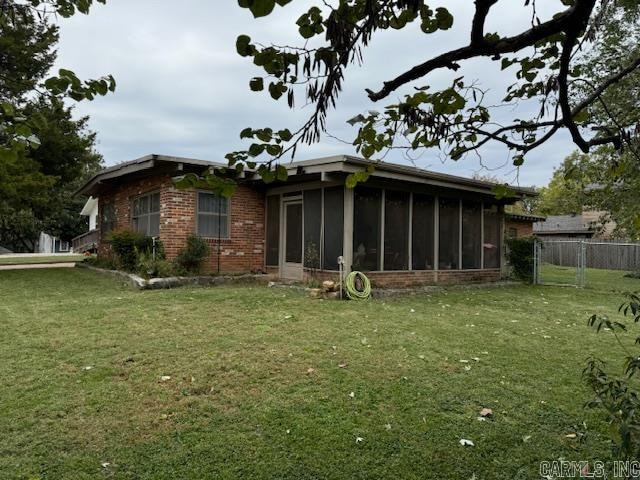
[533,214,598,235]
[76,153,538,199]
[505,212,546,222]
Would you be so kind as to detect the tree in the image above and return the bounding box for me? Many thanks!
[0,2,107,251]
[536,152,591,216]
[194,0,640,189]
[0,1,115,162]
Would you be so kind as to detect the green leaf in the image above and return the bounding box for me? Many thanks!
[236,35,253,57]
[247,0,276,17]
[240,128,253,139]
[249,77,264,91]
[277,129,293,141]
[275,164,288,181]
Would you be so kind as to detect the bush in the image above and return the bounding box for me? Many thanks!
[137,251,175,279]
[108,229,164,272]
[174,235,210,275]
[584,293,640,461]
[505,236,536,283]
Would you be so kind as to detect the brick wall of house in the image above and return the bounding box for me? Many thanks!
[506,220,534,238]
[97,174,265,274]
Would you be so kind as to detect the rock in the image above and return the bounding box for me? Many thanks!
[309,288,323,298]
[322,280,336,292]
[268,281,277,288]
[324,291,339,300]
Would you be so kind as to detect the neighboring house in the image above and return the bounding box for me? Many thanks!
[533,211,614,239]
[505,212,546,238]
[38,232,71,253]
[76,154,537,287]
[72,196,100,253]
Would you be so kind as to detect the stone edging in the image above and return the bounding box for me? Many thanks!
[76,263,273,290]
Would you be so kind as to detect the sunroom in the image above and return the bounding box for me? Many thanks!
[263,156,531,287]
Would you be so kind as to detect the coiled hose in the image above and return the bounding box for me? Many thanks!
[344,271,371,300]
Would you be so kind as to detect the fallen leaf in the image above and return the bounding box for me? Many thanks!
[522,435,532,443]
[348,391,355,398]
[159,375,171,382]
[101,462,110,468]
[306,367,316,374]
[355,436,364,443]
[565,433,577,439]
[338,363,347,368]
[459,438,474,447]
[384,423,392,431]
[479,408,493,418]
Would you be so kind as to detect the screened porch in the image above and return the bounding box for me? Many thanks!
[265,181,505,283]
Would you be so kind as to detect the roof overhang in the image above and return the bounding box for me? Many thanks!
[80,196,98,216]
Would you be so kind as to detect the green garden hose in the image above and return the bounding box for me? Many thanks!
[344,271,371,300]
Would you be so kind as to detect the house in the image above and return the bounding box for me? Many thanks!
[533,211,614,239]
[38,232,71,253]
[505,212,546,238]
[76,154,537,287]
[72,196,100,253]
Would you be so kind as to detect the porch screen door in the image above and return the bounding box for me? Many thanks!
[282,201,303,280]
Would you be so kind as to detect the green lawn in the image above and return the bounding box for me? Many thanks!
[0,268,638,479]
[540,264,639,291]
[0,254,86,265]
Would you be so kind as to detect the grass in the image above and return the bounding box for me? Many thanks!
[0,254,86,265]
[540,264,640,291]
[1,268,638,479]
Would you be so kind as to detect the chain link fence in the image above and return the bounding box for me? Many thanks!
[534,238,640,289]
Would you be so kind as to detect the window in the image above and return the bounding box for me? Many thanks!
[412,194,434,270]
[132,192,160,236]
[304,189,322,268]
[197,192,229,238]
[462,201,482,269]
[59,240,70,252]
[101,202,116,234]
[323,187,344,270]
[265,195,280,266]
[438,198,460,270]
[508,227,518,238]
[483,205,502,268]
[353,187,381,271]
[384,190,410,270]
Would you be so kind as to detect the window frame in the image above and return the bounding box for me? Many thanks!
[195,190,231,239]
[101,201,116,235]
[130,190,161,237]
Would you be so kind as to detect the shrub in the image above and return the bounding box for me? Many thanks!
[137,251,175,279]
[584,293,640,461]
[174,235,210,275]
[505,236,536,283]
[108,229,165,272]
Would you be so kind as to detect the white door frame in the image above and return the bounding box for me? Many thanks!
[280,197,304,280]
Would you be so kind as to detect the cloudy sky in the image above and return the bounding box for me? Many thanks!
[53,0,577,187]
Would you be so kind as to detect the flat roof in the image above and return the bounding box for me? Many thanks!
[77,153,537,198]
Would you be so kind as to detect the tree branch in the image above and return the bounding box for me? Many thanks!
[367,0,596,102]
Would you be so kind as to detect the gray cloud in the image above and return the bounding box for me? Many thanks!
[54,0,576,187]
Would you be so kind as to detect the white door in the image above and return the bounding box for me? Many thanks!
[281,200,304,280]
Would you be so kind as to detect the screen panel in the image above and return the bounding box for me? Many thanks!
[438,198,460,270]
[483,205,502,268]
[303,189,322,268]
[412,194,434,270]
[462,200,482,269]
[384,190,410,270]
[353,187,381,271]
[323,187,344,270]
